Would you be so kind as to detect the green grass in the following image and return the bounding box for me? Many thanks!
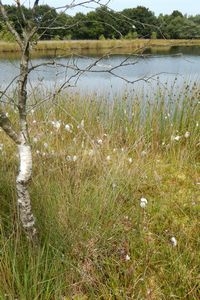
[0,83,199,299]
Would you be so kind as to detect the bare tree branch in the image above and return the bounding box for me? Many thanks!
[0,109,20,144]
[33,0,39,8]
[0,1,23,47]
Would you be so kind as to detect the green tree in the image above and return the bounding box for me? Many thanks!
[122,6,158,38]
[33,5,58,39]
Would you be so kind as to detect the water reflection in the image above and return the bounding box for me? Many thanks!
[0,46,200,98]
[144,45,200,56]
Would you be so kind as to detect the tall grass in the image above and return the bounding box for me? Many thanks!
[0,83,199,299]
[1,39,200,58]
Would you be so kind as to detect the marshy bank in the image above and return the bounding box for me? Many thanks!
[0,84,199,299]
[1,39,200,58]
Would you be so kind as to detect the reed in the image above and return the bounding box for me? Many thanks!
[0,83,199,299]
[1,39,200,57]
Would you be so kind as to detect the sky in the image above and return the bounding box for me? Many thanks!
[1,0,200,16]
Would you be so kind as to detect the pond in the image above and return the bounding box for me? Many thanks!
[0,45,200,97]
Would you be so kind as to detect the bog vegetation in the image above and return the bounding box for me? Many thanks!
[1,4,200,41]
[0,81,199,299]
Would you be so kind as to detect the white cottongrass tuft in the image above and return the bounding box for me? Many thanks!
[112,182,117,189]
[140,197,148,208]
[141,150,147,157]
[128,157,133,164]
[97,138,103,145]
[170,236,177,247]
[65,124,73,133]
[171,135,181,142]
[51,120,61,130]
[88,149,95,157]
[77,119,84,129]
[125,254,131,261]
[184,131,190,138]
[72,155,78,162]
[32,137,38,143]
[67,155,78,162]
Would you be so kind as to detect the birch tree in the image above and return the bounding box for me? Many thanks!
[0,0,39,241]
[0,0,154,242]
[0,0,116,242]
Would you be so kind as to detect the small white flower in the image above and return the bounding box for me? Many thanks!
[140,197,148,208]
[44,142,48,148]
[170,236,177,247]
[32,119,37,124]
[125,254,131,261]
[36,150,40,154]
[184,131,190,138]
[31,109,35,115]
[106,155,111,161]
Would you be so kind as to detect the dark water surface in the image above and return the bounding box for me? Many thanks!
[0,46,200,96]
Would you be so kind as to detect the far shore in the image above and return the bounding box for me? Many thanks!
[0,39,200,57]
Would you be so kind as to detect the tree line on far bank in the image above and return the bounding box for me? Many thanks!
[1,4,200,41]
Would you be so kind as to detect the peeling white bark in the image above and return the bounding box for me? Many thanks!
[1,1,38,242]
[17,144,32,182]
[16,144,37,239]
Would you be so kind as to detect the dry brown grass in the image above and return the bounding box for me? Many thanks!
[1,39,200,57]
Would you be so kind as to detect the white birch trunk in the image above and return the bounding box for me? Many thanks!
[1,1,38,242]
[16,143,37,240]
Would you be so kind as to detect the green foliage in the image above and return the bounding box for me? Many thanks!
[0,22,15,41]
[1,4,200,41]
[150,31,157,39]
[124,31,138,39]
[99,34,105,40]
